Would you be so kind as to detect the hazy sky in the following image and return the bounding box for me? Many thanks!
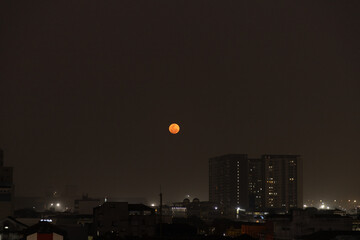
[0,0,359,203]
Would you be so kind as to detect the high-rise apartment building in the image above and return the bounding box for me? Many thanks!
[0,149,14,218]
[263,155,303,210]
[248,158,265,211]
[209,154,303,212]
[209,154,249,210]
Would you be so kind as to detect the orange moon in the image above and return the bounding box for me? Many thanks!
[169,123,180,134]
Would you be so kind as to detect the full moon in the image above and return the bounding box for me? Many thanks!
[169,123,180,134]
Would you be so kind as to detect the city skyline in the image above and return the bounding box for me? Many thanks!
[1,1,360,203]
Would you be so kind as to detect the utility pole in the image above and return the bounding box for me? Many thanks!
[159,185,163,238]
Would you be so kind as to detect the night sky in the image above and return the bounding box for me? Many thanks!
[1,1,359,203]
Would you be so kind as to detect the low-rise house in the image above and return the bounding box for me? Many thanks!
[267,208,353,240]
[24,220,67,240]
[0,217,28,240]
[93,202,156,239]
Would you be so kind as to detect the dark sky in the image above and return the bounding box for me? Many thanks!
[0,1,359,204]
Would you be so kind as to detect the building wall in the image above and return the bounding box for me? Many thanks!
[0,151,14,219]
[26,233,64,240]
[0,167,13,185]
[271,209,353,239]
[93,202,129,237]
[0,232,23,240]
[129,215,156,237]
[53,233,64,240]
[26,233,38,240]
[174,200,224,220]
[26,233,57,240]
[0,149,3,167]
[241,224,267,239]
[75,199,101,215]
[37,234,53,240]
[297,157,303,211]
[94,202,157,238]
[0,201,13,219]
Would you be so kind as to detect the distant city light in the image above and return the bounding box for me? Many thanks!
[236,207,245,213]
[50,203,54,206]
[151,203,155,207]
[214,206,218,210]
[40,219,52,222]
[303,204,307,208]
[56,203,60,207]
[4,226,9,229]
